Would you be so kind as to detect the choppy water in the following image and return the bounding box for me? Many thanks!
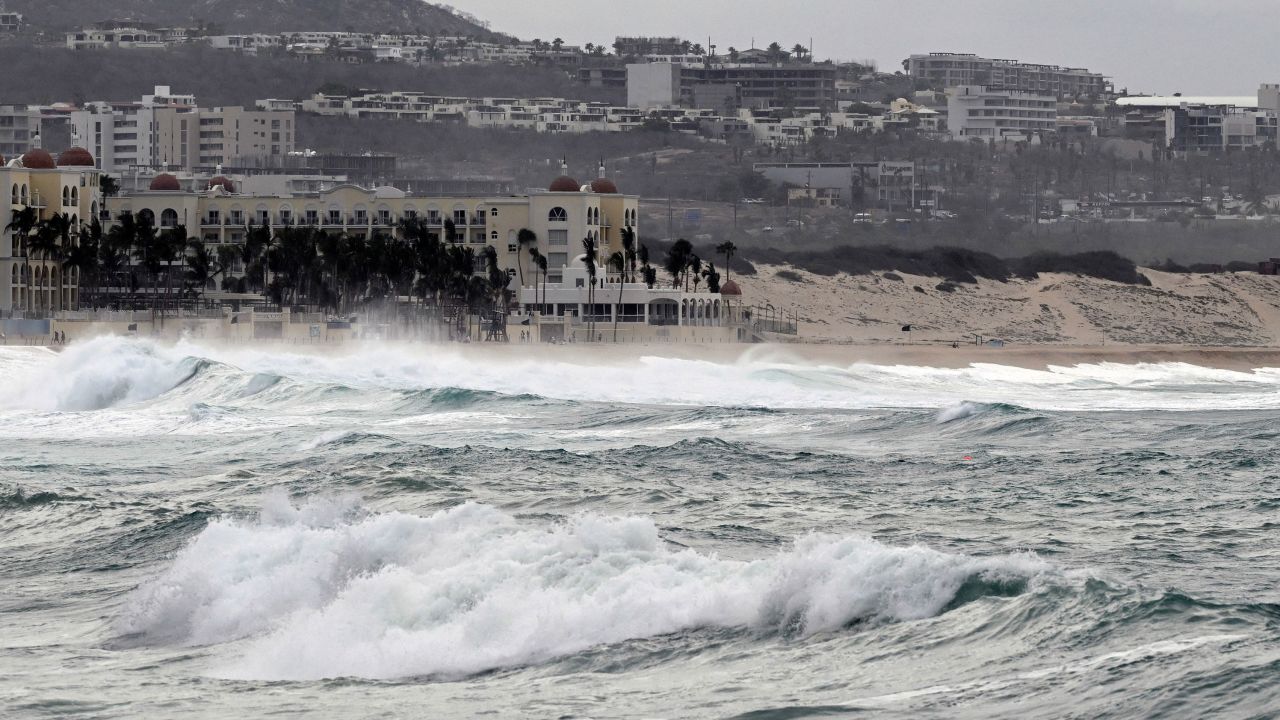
[2,337,1279,719]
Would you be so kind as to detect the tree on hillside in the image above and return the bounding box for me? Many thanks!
[716,240,737,282]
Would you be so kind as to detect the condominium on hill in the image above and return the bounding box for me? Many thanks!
[69,86,295,174]
[906,53,1110,99]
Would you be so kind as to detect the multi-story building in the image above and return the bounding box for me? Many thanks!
[0,105,40,159]
[70,86,294,173]
[1163,105,1278,153]
[0,147,103,314]
[106,165,760,340]
[628,62,838,111]
[946,85,1056,141]
[108,163,638,290]
[906,53,1110,99]
[613,37,689,57]
[1114,85,1280,152]
[66,23,169,49]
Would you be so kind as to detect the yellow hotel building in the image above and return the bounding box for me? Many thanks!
[109,163,639,289]
[1,147,102,314]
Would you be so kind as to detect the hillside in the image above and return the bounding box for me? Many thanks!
[8,0,503,36]
[0,45,593,106]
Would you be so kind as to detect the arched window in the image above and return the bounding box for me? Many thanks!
[137,208,155,226]
[160,209,178,228]
[490,230,499,240]
[548,206,567,222]
[71,187,78,206]
[62,187,69,206]
[21,184,28,204]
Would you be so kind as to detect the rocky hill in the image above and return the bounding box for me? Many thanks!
[8,0,504,37]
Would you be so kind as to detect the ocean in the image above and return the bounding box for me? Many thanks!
[2,336,1278,719]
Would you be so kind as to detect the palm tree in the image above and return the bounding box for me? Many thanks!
[767,41,784,64]
[636,243,656,289]
[159,224,188,318]
[29,215,68,312]
[63,217,101,309]
[581,235,598,339]
[703,262,721,293]
[620,226,637,282]
[791,43,808,62]
[688,254,703,292]
[716,240,738,282]
[516,228,537,287]
[6,207,37,312]
[608,250,626,341]
[664,239,690,289]
[727,46,739,63]
[185,239,215,302]
[105,211,138,308]
[527,246,543,311]
[535,252,548,316]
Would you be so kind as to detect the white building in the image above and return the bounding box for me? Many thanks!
[946,85,1056,141]
[0,105,40,160]
[71,86,295,173]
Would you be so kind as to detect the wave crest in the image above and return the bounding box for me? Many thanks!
[117,497,1050,681]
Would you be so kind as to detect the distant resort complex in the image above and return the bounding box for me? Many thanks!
[2,146,792,344]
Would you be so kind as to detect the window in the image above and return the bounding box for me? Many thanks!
[490,207,499,217]
[548,229,568,246]
[548,252,568,268]
[548,206,568,222]
[160,209,178,227]
[490,231,499,240]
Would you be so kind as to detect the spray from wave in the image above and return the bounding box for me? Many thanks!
[4,337,1280,415]
[116,495,1051,681]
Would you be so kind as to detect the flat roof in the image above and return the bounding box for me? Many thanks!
[1115,95,1258,109]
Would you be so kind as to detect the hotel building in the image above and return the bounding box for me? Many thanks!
[1,147,102,314]
[104,165,757,340]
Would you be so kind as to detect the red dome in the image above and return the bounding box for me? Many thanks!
[549,175,581,192]
[20,149,56,170]
[149,173,181,191]
[207,176,236,193]
[57,146,95,167]
[590,178,619,194]
[720,279,742,296]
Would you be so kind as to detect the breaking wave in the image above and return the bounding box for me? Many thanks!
[3,337,1280,415]
[117,496,1052,681]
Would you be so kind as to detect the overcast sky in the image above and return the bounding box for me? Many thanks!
[450,0,1275,95]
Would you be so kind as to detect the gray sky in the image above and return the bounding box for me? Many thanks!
[450,0,1275,95]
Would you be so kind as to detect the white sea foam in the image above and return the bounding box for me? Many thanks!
[5,337,1280,415]
[116,497,1050,681]
[0,337,204,411]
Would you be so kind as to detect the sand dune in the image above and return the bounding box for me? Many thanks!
[738,265,1280,347]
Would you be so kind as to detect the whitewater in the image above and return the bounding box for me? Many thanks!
[2,336,1279,718]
